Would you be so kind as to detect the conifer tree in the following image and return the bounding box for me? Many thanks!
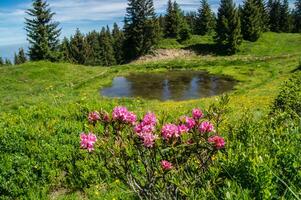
[196,0,216,35]
[178,19,192,42]
[14,53,19,65]
[164,0,183,38]
[241,0,262,41]
[215,0,242,54]
[5,59,12,66]
[293,0,301,32]
[279,0,290,32]
[69,29,89,65]
[60,37,72,63]
[25,0,61,61]
[99,27,116,66]
[0,57,4,66]
[86,31,101,66]
[112,23,125,64]
[14,48,27,65]
[255,0,270,31]
[268,0,282,32]
[185,11,197,34]
[124,0,159,60]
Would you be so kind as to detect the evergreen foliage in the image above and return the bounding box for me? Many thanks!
[25,0,61,61]
[254,0,270,31]
[241,0,262,41]
[196,0,216,35]
[14,48,27,65]
[178,20,192,42]
[99,27,116,66]
[112,23,125,64]
[164,0,183,38]
[86,31,102,66]
[293,0,301,32]
[124,0,159,60]
[279,0,290,32]
[69,29,89,65]
[215,0,242,54]
[0,57,3,66]
[268,0,282,32]
[60,37,72,63]
[185,11,197,34]
[5,59,12,66]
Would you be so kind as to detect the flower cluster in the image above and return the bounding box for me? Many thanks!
[208,136,225,149]
[161,124,180,139]
[88,111,100,123]
[80,132,97,152]
[161,160,173,171]
[199,121,215,133]
[192,108,203,120]
[135,112,158,147]
[112,106,136,125]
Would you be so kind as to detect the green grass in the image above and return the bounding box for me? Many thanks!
[0,32,301,199]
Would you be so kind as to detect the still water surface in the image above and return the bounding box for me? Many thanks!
[101,71,236,101]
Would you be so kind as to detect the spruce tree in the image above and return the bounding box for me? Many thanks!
[18,48,27,64]
[69,29,89,65]
[5,59,12,66]
[164,0,182,38]
[279,0,290,32]
[99,27,116,66]
[0,57,4,66]
[112,23,125,64]
[185,11,197,34]
[124,0,159,60]
[178,19,192,41]
[25,0,61,61]
[293,0,301,32]
[215,0,242,54]
[14,48,27,65]
[196,0,216,35]
[14,53,19,65]
[60,37,72,63]
[241,0,262,41]
[268,0,282,32]
[86,31,101,66]
[255,0,270,31]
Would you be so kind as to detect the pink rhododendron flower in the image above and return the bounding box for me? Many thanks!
[142,112,157,126]
[80,132,97,152]
[199,121,215,133]
[192,108,203,120]
[112,106,136,125]
[88,111,100,123]
[135,124,155,136]
[161,124,179,140]
[184,117,196,129]
[178,124,189,135]
[161,160,173,170]
[208,136,225,149]
[141,133,158,148]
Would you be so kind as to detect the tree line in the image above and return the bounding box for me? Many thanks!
[1,0,301,67]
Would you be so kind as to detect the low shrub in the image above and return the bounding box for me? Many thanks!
[80,97,230,199]
[271,72,301,117]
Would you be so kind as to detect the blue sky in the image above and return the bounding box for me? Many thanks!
[0,0,295,60]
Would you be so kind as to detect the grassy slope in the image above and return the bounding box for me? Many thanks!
[0,32,301,199]
[1,33,300,115]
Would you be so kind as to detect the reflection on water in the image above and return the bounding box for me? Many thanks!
[101,71,236,101]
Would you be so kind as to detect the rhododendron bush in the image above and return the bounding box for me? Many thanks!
[80,97,229,199]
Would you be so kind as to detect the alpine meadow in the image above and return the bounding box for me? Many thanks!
[0,0,301,199]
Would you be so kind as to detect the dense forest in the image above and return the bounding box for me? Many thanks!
[0,0,301,66]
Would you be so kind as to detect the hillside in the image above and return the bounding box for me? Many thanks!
[0,32,301,199]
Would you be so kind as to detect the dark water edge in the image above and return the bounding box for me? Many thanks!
[101,70,237,101]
